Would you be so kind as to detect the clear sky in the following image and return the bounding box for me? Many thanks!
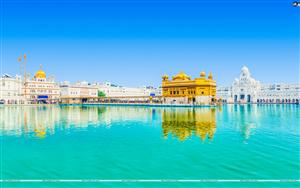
[1,0,299,87]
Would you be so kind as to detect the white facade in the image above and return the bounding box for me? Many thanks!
[60,81,98,103]
[217,66,300,104]
[216,86,232,102]
[0,74,25,104]
[94,82,161,97]
[60,81,98,98]
[258,84,300,103]
[24,74,60,104]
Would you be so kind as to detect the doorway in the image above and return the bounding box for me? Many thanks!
[247,95,251,103]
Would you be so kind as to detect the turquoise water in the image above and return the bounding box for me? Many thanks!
[0,105,299,187]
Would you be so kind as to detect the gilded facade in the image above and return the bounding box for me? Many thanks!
[162,71,216,104]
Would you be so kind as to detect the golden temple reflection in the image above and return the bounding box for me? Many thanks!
[0,105,218,140]
[162,108,217,142]
[34,123,46,138]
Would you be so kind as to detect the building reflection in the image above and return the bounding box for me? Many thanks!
[221,104,259,140]
[0,106,217,140]
[162,108,217,141]
[0,105,157,138]
[1,105,293,140]
[0,106,60,138]
[224,104,298,140]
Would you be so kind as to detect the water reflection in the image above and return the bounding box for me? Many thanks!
[232,105,259,140]
[0,105,217,141]
[162,108,216,142]
[218,104,299,140]
[0,105,157,138]
[0,106,60,137]
[2,105,293,141]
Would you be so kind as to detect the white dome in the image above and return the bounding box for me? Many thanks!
[241,66,250,75]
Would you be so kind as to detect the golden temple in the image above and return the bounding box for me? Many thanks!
[162,71,216,104]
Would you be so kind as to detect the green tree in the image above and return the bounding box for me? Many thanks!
[98,91,106,97]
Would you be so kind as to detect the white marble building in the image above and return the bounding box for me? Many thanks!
[258,84,300,104]
[0,74,25,104]
[217,66,300,104]
[94,82,161,97]
[23,68,60,104]
[60,81,98,104]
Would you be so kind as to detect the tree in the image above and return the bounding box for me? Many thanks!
[98,91,106,97]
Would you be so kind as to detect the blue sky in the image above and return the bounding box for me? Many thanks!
[1,0,299,87]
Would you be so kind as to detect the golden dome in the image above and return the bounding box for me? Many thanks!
[34,64,46,78]
[35,68,46,78]
[200,71,206,77]
[172,72,191,81]
[208,72,213,79]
